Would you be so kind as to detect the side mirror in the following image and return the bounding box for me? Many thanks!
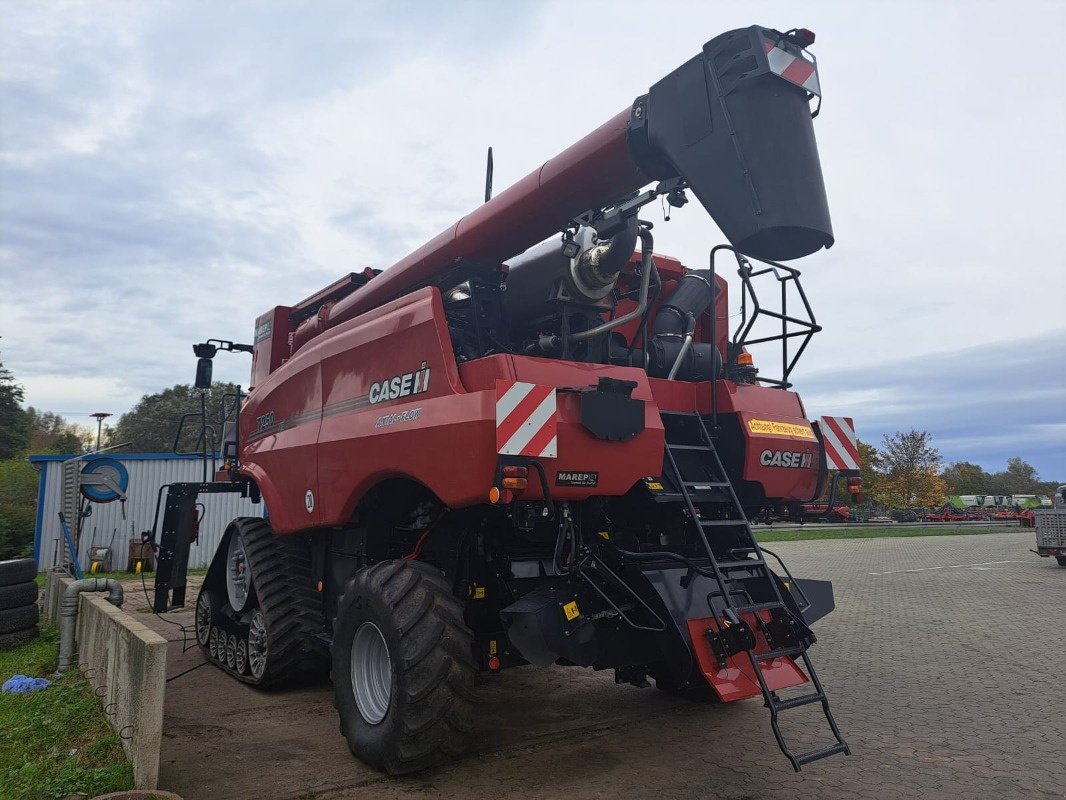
[195,357,213,389]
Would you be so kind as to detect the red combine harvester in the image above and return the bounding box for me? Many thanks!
[151,26,859,774]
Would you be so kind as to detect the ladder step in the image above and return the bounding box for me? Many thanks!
[773,692,824,711]
[795,742,849,766]
[667,443,713,451]
[715,558,766,569]
[734,601,783,613]
[698,520,747,528]
[755,646,804,661]
[683,481,731,488]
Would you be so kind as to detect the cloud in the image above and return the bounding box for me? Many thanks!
[1,0,1063,479]
[800,331,1066,479]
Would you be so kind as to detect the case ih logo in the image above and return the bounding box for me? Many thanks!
[760,450,813,469]
[369,362,431,405]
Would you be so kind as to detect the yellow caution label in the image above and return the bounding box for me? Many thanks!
[473,586,486,600]
[646,481,664,491]
[747,418,816,440]
[489,639,497,655]
[598,531,610,540]
[562,600,580,621]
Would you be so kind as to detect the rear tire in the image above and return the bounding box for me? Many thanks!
[332,560,476,774]
[0,581,38,611]
[0,558,36,587]
[0,604,39,635]
[1056,556,1066,567]
[0,625,39,651]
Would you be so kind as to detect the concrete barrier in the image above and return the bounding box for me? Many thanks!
[43,571,168,789]
[42,570,67,624]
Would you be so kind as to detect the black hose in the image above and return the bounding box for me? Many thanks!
[614,545,721,578]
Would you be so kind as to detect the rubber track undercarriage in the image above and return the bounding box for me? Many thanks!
[195,517,326,686]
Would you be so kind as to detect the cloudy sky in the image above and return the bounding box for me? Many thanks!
[1,1,1064,478]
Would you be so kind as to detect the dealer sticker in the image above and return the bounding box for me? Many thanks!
[747,418,816,440]
[556,471,599,487]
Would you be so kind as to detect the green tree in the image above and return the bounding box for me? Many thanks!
[870,429,946,508]
[985,456,1052,496]
[0,360,30,459]
[0,457,38,558]
[24,407,92,454]
[941,461,990,495]
[110,382,241,452]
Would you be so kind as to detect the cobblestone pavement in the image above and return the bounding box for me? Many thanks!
[150,531,1065,800]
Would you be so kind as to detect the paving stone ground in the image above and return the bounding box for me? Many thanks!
[145,531,1065,800]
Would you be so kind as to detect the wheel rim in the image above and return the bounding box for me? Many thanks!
[226,532,251,611]
[351,621,392,725]
[208,627,219,659]
[235,639,248,674]
[195,593,212,646]
[248,610,268,679]
[226,634,237,668]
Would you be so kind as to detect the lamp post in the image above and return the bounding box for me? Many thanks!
[90,412,111,452]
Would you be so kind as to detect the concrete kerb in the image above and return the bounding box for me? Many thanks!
[42,571,168,789]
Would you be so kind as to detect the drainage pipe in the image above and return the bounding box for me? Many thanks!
[57,578,124,675]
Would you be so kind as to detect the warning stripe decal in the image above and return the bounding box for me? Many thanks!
[764,40,820,96]
[819,416,860,471]
[496,381,558,458]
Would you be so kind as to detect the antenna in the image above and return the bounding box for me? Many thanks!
[484,146,494,203]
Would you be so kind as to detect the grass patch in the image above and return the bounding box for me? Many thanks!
[755,525,1019,542]
[0,624,134,800]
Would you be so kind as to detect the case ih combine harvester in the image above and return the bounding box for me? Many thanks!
[151,25,863,774]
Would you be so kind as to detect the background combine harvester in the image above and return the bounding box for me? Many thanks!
[149,25,860,774]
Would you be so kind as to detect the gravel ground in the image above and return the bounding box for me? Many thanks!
[140,531,1065,800]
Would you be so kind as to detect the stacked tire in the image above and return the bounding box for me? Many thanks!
[0,558,40,651]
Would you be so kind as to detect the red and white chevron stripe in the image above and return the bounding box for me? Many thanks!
[763,40,820,96]
[819,416,860,472]
[496,380,557,458]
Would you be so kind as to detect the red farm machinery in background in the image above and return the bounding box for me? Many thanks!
[148,26,861,774]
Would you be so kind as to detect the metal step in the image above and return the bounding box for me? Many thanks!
[698,520,747,528]
[667,443,714,451]
[773,692,824,711]
[734,601,783,613]
[755,646,805,661]
[714,558,767,569]
[683,480,731,488]
[795,742,849,766]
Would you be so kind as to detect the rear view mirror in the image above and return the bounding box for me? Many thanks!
[195,357,213,389]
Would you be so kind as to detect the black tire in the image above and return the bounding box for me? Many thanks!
[1056,556,1066,567]
[332,560,476,775]
[0,604,40,635]
[0,558,36,587]
[0,625,39,651]
[0,581,38,611]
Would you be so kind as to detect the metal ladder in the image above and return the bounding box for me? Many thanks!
[661,411,850,771]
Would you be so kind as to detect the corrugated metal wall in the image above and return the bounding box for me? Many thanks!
[34,455,262,571]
